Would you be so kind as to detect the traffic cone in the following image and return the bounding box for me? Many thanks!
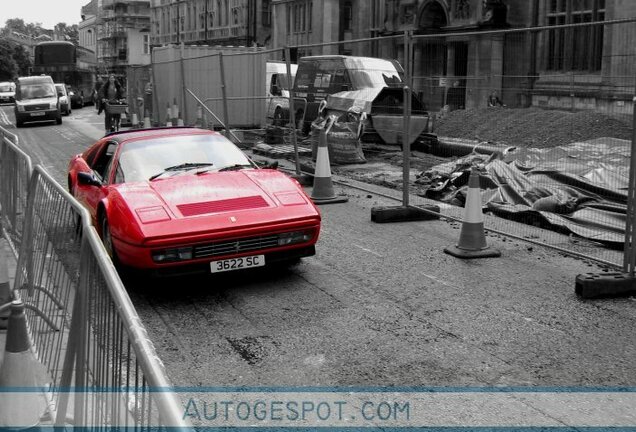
[0,301,50,428]
[143,109,151,128]
[444,166,501,258]
[165,103,172,127]
[0,239,11,329]
[171,98,179,126]
[177,111,184,127]
[310,127,348,205]
[131,112,138,129]
[194,105,203,128]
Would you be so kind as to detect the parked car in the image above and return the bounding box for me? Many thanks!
[0,82,16,104]
[66,85,84,109]
[14,75,62,127]
[55,83,71,115]
[67,127,321,275]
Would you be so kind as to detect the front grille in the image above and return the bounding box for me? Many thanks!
[193,234,280,259]
[25,104,49,112]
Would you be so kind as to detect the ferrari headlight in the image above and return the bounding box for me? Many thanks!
[278,231,312,246]
[152,247,193,263]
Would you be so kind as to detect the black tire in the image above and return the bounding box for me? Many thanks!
[16,120,23,128]
[101,217,119,265]
[56,115,62,125]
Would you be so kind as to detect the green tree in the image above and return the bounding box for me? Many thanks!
[0,40,18,80]
[12,44,31,76]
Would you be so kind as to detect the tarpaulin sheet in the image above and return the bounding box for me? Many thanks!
[420,138,630,246]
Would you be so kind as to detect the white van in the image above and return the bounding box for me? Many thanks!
[14,75,62,127]
[265,61,297,126]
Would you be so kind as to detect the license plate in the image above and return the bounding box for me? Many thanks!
[30,112,45,117]
[210,255,265,273]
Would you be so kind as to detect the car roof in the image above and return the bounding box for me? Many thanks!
[18,75,54,84]
[104,127,221,144]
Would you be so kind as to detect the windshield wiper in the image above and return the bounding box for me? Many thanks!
[149,162,214,181]
[218,164,253,172]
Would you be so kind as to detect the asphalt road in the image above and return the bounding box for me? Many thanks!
[2,103,635,391]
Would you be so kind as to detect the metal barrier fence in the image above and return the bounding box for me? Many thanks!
[0,125,190,428]
[0,127,32,256]
[149,18,635,269]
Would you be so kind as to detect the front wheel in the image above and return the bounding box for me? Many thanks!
[101,217,119,265]
[56,115,62,125]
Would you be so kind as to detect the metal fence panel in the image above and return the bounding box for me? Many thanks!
[0,126,33,255]
[407,20,633,267]
[10,165,189,429]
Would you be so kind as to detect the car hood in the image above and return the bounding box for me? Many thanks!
[111,169,319,243]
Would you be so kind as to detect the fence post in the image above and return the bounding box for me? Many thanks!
[180,42,188,125]
[285,47,301,177]
[623,77,636,274]
[151,50,160,127]
[402,30,413,207]
[218,52,231,139]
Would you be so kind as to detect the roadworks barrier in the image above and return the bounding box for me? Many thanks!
[0,300,50,429]
[575,272,636,298]
[371,205,440,223]
[310,126,348,205]
[444,166,501,259]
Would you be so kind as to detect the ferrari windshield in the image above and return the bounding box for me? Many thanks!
[118,134,253,183]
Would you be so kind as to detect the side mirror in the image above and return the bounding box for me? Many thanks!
[77,172,102,187]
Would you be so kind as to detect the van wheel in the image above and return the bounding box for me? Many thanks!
[56,115,62,125]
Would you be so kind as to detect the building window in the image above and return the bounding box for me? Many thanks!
[546,0,605,71]
[143,34,150,54]
[262,0,271,26]
[343,1,353,31]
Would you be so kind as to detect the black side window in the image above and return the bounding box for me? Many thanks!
[91,142,118,182]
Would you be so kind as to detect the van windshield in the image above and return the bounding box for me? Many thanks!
[21,84,56,99]
[295,57,404,92]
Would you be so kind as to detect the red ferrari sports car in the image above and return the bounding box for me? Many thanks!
[68,127,321,275]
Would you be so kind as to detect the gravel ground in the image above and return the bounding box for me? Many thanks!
[433,107,633,148]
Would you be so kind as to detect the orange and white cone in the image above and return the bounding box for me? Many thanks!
[0,239,10,329]
[0,301,50,428]
[171,98,179,126]
[131,112,139,129]
[177,111,184,127]
[310,124,348,205]
[194,105,203,128]
[143,109,151,128]
[444,166,501,258]
[165,103,172,127]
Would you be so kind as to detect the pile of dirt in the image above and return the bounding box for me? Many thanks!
[434,107,633,148]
